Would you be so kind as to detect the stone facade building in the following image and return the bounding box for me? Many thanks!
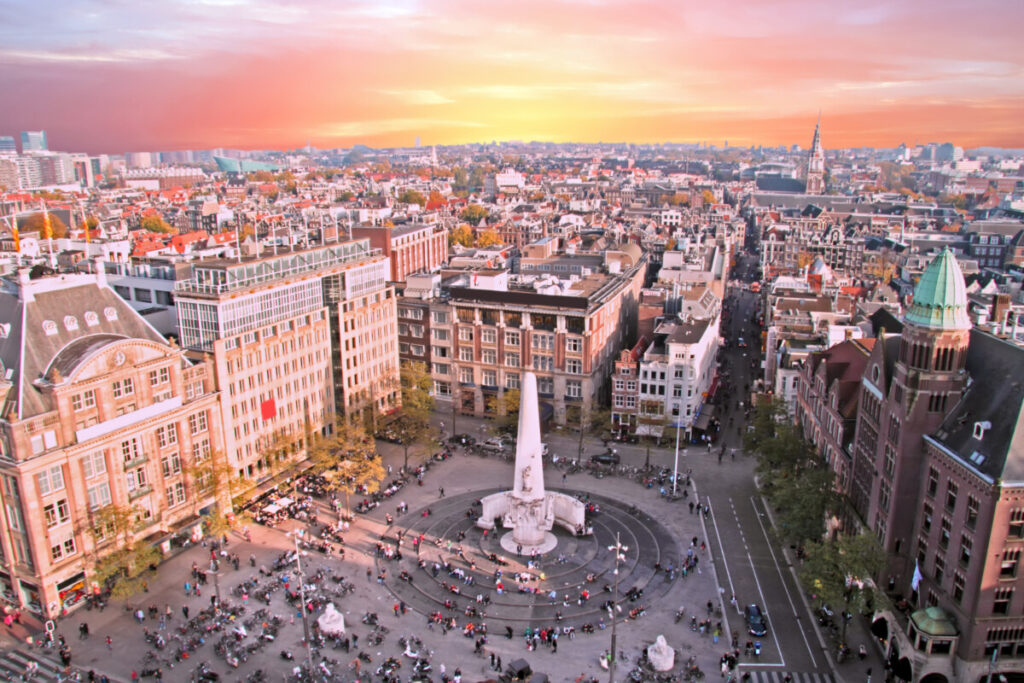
[0,267,222,618]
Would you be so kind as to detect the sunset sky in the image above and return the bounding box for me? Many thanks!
[1,0,1022,153]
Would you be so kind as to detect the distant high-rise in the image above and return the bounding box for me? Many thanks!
[0,136,15,153]
[20,130,47,152]
[804,116,825,194]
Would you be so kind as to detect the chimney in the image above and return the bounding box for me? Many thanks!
[94,257,107,289]
[992,293,1011,334]
[17,269,33,303]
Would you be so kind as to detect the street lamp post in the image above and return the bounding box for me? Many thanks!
[208,559,221,611]
[290,533,316,675]
[608,533,628,683]
[672,421,682,495]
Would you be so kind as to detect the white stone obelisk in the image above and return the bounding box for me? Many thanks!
[512,372,545,504]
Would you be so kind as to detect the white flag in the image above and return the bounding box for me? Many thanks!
[911,560,923,592]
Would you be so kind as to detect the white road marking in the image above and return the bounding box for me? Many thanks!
[750,496,817,667]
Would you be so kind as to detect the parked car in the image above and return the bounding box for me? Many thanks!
[737,337,747,348]
[480,437,508,452]
[746,604,768,636]
[590,451,620,465]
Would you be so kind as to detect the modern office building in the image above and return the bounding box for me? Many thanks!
[0,137,15,153]
[20,131,47,153]
[174,241,398,481]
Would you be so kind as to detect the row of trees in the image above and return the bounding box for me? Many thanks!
[87,361,438,600]
[744,398,885,643]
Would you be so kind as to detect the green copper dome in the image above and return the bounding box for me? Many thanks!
[905,248,970,330]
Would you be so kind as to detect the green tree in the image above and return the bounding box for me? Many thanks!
[86,505,161,600]
[311,422,385,514]
[450,224,474,247]
[390,362,436,470]
[20,212,68,238]
[486,388,521,436]
[140,215,175,233]
[336,190,355,202]
[468,167,486,190]
[249,170,274,182]
[745,398,840,544]
[799,533,886,644]
[452,167,468,189]
[460,205,489,225]
[566,403,611,463]
[399,189,426,207]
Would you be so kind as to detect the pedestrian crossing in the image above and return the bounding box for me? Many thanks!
[739,672,835,683]
[0,648,69,682]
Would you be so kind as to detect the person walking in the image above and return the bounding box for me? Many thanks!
[105,635,112,650]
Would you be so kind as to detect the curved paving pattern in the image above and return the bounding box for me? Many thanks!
[376,488,685,628]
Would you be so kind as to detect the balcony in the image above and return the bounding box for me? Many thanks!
[123,454,149,469]
[128,485,153,501]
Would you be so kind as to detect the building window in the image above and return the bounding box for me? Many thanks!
[431,311,449,324]
[532,333,554,351]
[966,495,979,529]
[505,373,520,390]
[82,451,106,479]
[532,355,553,372]
[939,518,951,549]
[566,337,582,353]
[959,535,972,568]
[189,412,208,435]
[166,482,186,508]
[481,370,497,387]
[156,425,178,448]
[134,288,152,303]
[504,331,520,347]
[161,452,182,478]
[1000,550,1020,579]
[566,380,582,399]
[1010,509,1024,539]
[459,347,474,362]
[189,442,210,467]
[125,467,148,493]
[149,367,170,386]
[566,359,582,374]
[458,328,474,342]
[44,499,70,528]
[433,381,451,397]
[72,390,96,412]
[50,536,77,562]
[458,368,474,384]
[993,587,1013,615]
[121,438,142,464]
[922,503,933,533]
[87,482,112,510]
[36,466,65,495]
[945,481,958,512]
[537,377,554,395]
[953,573,965,603]
[431,329,449,341]
[926,468,939,498]
[481,329,497,344]
[505,353,520,368]
[432,362,450,376]
[112,378,134,398]
[934,554,945,585]
[481,349,497,365]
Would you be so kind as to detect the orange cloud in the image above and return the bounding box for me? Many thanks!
[1,0,1021,151]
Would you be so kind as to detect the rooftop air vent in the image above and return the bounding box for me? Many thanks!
[973,421,992,440]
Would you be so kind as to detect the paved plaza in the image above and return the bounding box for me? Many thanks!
[26,447,729,682]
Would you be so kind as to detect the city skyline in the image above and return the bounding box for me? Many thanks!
[1,0,1022,153]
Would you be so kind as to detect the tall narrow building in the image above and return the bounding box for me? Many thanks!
[804,116,825,194]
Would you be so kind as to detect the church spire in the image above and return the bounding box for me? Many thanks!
[805,113,825,194]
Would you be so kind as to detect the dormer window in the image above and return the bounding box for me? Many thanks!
[973,421,992,440]
[42,320,58,336]
[84,312,99,327]
[103,307,118,321]
[63,316,79,332]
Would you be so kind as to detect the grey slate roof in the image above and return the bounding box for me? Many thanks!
[930,330,1024,482]
[0,273,167,419]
